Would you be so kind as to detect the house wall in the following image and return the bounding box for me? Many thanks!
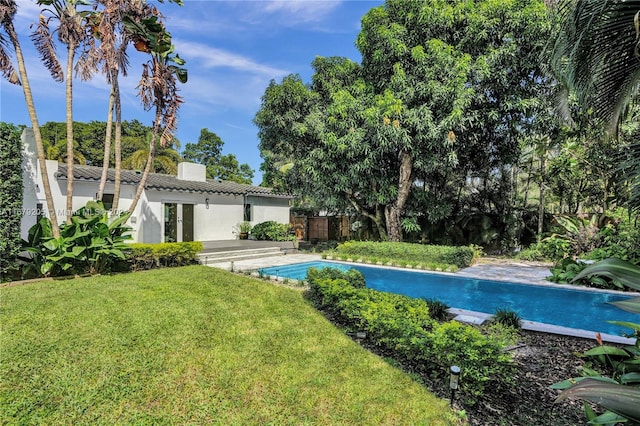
[143,190,245,242]
[21,129,39,241]
[248,196,290,225]
[20,129,292,243]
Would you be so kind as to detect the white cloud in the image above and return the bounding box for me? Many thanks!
[256,0,342,24]
[175,39,289,78]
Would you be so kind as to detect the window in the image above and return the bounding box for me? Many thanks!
[244,203,252,222]
[98,194,114,211]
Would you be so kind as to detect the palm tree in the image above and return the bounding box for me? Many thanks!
[44,137,86,164]
[32,0,92,224]
[0,0,61,237]
[84,0,130,212]
[552,0,640,128]
[122,133,182,175]
[552,1,640,421]
[123,6,187,216]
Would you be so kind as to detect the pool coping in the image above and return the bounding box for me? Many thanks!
[259,259,639,345]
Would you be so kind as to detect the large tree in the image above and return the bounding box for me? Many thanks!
[183,128,255,184]
[256,0,552,242]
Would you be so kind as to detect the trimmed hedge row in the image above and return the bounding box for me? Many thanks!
[332,241,480,269]
[126,241,203,271]
[306,267,514,399]
[0,123,23,281]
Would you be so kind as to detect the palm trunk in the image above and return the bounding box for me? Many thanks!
[6,21,60,237]
[97,81,114,202]
[112,72,122,213]
[128,111,160,215]
[65,41,75,224]
[385,149,413,242]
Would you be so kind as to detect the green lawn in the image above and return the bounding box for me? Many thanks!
[1,266,460,425]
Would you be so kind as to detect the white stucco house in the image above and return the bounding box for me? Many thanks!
[20,129,292,243]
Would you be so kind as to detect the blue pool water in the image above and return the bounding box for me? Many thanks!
[259,261,639,337]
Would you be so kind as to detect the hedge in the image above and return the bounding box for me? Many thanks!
[330,241,481,270]
[306,267,514,399]
[0,123,23,281]
[126,241,204,271]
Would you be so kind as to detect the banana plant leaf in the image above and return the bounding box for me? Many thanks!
[555,379,640,422]
[621,372,640,384]
[611,297,640,314]
[584,346,630,357]
[608,321,640,333]
[572,258,640,291]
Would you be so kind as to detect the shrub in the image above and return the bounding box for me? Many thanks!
[20,201,132,277]
[251,221,293,241]
[306,268,515,398]
[423,298,450,321]
[307,267,366,288]
[492,308,522,330]
[331,241,479,269]
[515,244,548,262]
[127,241,204,271]
[547,258,619,289]
[533,237,572,261]
[585,209,640,265]
[0,123,23,282]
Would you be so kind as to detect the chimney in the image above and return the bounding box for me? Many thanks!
[177,162,206,182]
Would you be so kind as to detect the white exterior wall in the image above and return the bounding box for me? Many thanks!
[248,196,291,225]
[20,129,291,243]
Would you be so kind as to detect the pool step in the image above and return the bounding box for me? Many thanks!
[453,314,487,325]
[198,247,285,265]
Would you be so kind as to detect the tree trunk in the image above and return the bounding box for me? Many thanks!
[385,149,413,242]
[65,41,75,224]
[537,153,546,240]
[373,205,387,241]
[97,82,114,202]
[112,73,123,213]
[6,21,60,237]
[345,193,387,240]
[128,111,160,215]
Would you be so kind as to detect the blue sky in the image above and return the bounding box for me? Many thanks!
[1,0,383,184]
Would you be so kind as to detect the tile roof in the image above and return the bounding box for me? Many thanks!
[55,164,292,198]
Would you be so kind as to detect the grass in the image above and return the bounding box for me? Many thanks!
[1,266,459,425]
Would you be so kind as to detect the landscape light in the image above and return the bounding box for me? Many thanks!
[205,198,209,209]
[449,365,460,406]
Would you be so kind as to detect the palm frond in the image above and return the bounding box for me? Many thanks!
[553,0,640,128]
[30,14,63,82]
[0,34,19,84]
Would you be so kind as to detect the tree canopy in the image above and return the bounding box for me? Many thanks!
[255,0,553,243]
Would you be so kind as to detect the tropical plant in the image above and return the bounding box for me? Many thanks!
[423,298,450,321]
[0,0,61,236]
[552,0,640,129]
[492,308,522,330]
[122,132,182,174]
[232,221,252,239]
[552,258,640,423]
[21,200,131,276]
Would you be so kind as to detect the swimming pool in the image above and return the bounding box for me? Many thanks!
[259,260,639,337]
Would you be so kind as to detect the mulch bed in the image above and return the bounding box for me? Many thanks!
[355,329,602,425]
